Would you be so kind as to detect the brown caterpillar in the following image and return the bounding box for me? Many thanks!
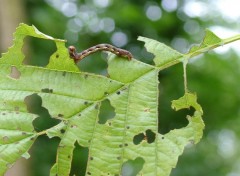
[68,44,133,63]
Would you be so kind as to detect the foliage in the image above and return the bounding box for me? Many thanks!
[0,23,239,176]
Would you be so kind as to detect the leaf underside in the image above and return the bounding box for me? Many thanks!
[0,24,211,176]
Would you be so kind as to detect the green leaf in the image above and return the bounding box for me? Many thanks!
[1,23,239,175]
[0,23,79,72]
[0,112,37,175]
[187,29,223,58]
[189,29,222,53]
[138,36,183,68]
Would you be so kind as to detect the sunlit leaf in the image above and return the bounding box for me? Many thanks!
[138,36,183,68]
[1,23,239,175]
[187,29,223,57]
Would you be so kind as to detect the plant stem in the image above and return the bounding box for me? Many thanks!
[183,59,188,93]
[158,34,240,71]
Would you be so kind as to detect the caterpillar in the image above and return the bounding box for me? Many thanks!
[68,44,133,63]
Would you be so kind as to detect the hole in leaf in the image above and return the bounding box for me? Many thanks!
[133,129,156,145]
[24,93,59,131]
[139,46,155,64]
[121,157,145,176]
[23,37,55,67]
[159,105,193,134]
[70,142,89,176]
[145,129,156,144]
[98,99,115,124]
[133,133,145,145]
[9,66,21,79]
[29,135,60,176]
[158,66,189,134]
[146,129,156,144]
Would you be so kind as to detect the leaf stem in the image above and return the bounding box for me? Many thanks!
[223,34,240,45]
[183,59,188,93]
[186,34,240,59]
[158,34,240,71]
[37,130,47,136]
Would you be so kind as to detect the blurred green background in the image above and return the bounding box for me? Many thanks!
[1,0,240,176]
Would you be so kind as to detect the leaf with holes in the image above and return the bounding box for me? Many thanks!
[1,23,239,175]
